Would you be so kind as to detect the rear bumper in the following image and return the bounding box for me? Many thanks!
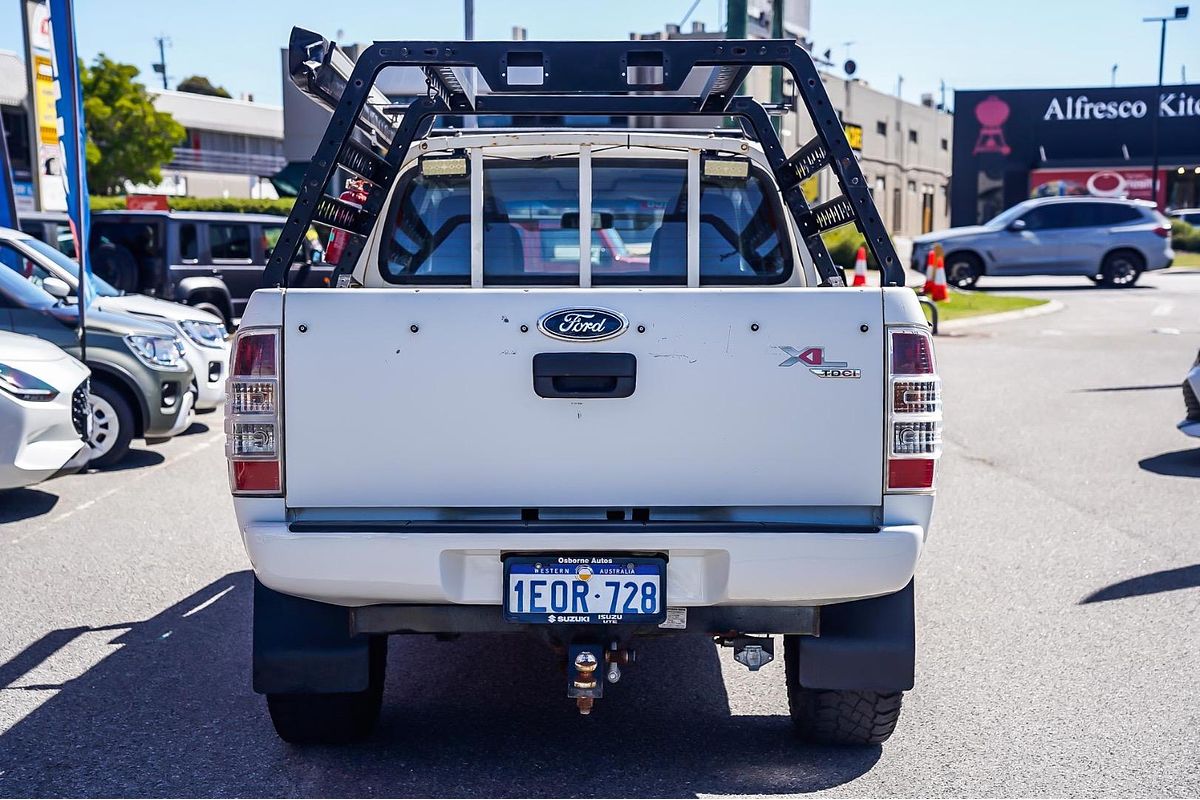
[243,521,925,608]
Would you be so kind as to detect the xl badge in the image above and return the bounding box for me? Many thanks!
[778,346,861,379]
[538,308,628,342]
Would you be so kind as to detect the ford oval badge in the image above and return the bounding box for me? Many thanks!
[537,307,628,342]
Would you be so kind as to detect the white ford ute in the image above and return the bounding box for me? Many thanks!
[227,31,941,746]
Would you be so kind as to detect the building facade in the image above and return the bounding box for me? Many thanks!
[951,84,1200,226]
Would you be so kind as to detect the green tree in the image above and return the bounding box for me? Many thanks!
[176,75,232,98]
[81,54,185,194]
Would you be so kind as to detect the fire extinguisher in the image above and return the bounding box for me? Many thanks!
[325,178,370,266]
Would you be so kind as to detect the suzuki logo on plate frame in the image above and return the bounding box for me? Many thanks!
[538,308,629,342]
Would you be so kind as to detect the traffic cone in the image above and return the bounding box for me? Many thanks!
[851,246,868,286]
[922,249,937,295]
[930,253,949,302]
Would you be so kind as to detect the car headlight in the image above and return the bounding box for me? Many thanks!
[0,363,59,402]
[125,334,187,371]
[179,319,227,350]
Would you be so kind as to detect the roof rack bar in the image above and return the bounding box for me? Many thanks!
[266,32,906,288]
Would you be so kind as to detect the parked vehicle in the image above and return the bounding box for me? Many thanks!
[1180,347,1200,439]
[84,210,330,328]
[227,31,939,747]
[17,210,76,257]
[1167,208,1200,227]
[0,331,91,490]
[912,196,1175,288]
[0,248,194,467]
[0,227,229,411]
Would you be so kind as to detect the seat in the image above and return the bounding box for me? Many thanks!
[416,195,525,277]
[648,192,746,277]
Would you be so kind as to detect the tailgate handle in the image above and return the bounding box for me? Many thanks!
[532,353,637,399]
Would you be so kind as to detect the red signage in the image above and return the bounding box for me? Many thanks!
[1029,167,1167,208]
[125,194,169,211]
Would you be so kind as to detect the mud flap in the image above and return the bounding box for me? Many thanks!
[252,577,372,694]
[791,579,914,692]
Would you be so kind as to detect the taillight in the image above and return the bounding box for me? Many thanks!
[1153,223,1171,239]
[226,328,282,495]
[887,327,941,491]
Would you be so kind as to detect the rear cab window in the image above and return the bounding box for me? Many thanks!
[379,149,793,286]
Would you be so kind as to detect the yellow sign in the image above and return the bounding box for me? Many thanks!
[801,174,819,204]
[33,55,58,144]
[843,122,863,152]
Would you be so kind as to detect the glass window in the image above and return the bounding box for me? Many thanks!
[908,129,918,144]
[876,121,887,136]
[1085,203,1142,226]
[6,238,120,297]
[1022,204,1073,230]
[0,243,57,309]
[180,224,199,261]
[379,156,792,285]
[209,223,252,260]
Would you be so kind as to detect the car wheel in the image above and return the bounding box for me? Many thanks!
[265,637,386,744]
[784,635,903,745]
[87,381,134,468]
[1099,251,1143,288]
[944,253,982,289]
[191,301,229,330]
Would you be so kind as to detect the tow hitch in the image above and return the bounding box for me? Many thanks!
[568,642,636,715]
[716,634,775,671]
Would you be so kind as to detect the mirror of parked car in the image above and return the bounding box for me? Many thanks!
[41,276,71,298]
[1006,218,1027,232]
[560,211,616,230]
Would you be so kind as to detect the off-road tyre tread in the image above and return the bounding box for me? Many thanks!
[788,688,904,745]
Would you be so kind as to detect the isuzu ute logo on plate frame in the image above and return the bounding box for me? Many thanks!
[538,308,628,342]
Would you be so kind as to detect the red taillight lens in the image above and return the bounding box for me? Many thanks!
[891,331,936,374]
[234,460,280,492]
[233,331,277,377]
[227,328,282,496]
[1154,224,1171,239]
[887,458,935,490]
[888,326,941,493]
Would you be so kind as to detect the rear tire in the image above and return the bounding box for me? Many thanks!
[784,637,904,745]
[944,252,982,289]
[1099,250,1143,287]
[265,637,386,744]
[87,381,134,468]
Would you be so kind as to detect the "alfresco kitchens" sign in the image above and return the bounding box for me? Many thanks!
[1043,91,1200,121]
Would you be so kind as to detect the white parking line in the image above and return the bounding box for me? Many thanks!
[7,431,224,547]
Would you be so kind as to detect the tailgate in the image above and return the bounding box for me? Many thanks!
[282,288,884,508]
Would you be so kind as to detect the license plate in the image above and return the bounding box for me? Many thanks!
[503,555,666,624]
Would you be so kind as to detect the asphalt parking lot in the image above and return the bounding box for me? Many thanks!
[1,270,1198,797]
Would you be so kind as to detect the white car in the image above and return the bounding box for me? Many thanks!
[0,227,229,410]
[1180,349,1200,438]
[228,32,939,748]
[0,330,91,490]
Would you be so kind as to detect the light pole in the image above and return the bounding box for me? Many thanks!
[1143,5,1189,209]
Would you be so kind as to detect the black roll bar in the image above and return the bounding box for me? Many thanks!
[264,29,904,289]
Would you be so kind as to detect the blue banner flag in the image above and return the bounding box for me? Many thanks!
[0,112,17,230]
[49,0,95,309]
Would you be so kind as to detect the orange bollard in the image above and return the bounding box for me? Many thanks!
[930,253,950,302]
[922,249,937,295]
[851,246,868,286]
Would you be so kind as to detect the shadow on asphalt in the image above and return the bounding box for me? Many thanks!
[0,572,879,798]
[1078,383,1180,393]
[178,421,210,436]
[0,488,59,524]
[1080,564,1200,604]
[87,448,166,473]
[1138,448,1200,478]
[972,283,1151,293]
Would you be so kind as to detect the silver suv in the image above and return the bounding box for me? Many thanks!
[913,197,1174,288]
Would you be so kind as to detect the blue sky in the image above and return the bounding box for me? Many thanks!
[1,1,1196,107]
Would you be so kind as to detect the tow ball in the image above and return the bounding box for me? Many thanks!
[567,643,636,715]
[715,634,775,671]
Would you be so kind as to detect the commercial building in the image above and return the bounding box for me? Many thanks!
[951,84,1200,226]
[1,48,285,207]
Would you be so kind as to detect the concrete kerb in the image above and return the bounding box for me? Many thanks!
[937,299,1065,331]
